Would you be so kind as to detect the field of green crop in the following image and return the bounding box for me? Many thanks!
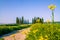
[26,23,60,40]
[0,24,31,36]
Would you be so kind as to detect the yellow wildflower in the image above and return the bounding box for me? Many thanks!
[44,35,48,40]
[39,36,44,40]
[58,29,60,32]
[45,35,48,38]
[33,29,38,33]
[44,39,48,40]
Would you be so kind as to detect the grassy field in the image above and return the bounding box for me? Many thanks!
[26,23,60,40]
[0,23,60,40]
[0,24,31,36]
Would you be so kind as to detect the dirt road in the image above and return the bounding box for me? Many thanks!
[3,28,30,40]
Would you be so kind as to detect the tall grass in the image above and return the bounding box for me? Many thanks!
[26,23,60,40]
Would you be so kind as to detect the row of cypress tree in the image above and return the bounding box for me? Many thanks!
[16,16,29,24]
[16,16,24,24]
[32,17,44,23]
[16,17,44,24]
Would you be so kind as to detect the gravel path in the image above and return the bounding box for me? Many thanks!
[3,28,30,40]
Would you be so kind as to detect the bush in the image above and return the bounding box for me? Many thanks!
[25,23,60,40]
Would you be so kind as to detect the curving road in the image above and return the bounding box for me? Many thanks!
[3,28,30,40]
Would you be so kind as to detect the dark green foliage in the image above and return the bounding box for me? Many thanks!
[0,24,18,26]
[41,17,44,23]
[21,16,24,24]
[16,17,20,24]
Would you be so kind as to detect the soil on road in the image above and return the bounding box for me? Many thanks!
[3,28,30,40]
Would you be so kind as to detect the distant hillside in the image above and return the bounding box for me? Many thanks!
[44,21,60,24]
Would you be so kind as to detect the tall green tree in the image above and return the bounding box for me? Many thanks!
[16,17,19,24]
[41,17,44,23]
[21,16,24,24]
[32,17,36,24]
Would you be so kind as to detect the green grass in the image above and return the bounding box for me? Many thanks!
[0,24,31,36]
[26,23,60,40]
[0,38,4,40]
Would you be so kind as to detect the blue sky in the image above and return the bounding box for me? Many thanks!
[0,0,60,24]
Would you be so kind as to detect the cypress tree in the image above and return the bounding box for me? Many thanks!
[41,17,44,23]
[16,17,19,24]
[21,16,24,24]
